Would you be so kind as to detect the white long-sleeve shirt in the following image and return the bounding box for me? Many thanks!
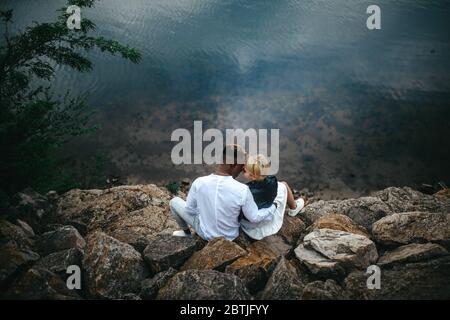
[185,174,275,241]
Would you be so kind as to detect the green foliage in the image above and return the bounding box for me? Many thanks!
[166,182,180,195]
[0,1,141,203]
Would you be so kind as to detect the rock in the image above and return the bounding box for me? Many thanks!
[302,280,347,300]
[120,293,142,300]
[378,243,448,267]
[260,257,304,300]
[435,188,450,199]
[2,267,80,300]
[181,237,247,272]
[111,229,154,253]
[143,234,204,275]
[0,243,40,286]
[36,226,85,256]
[372,212,450,246]
[52,185,179,239]
[0,219,35,249]
[14,189,48,217]
[303,229,378,270]
[83,232,149,299]
[140,268,177,300]
[157,270,251,300]
[294,244,345,277]
[278,215,307,245]
[233,231,254,249]
[13,189,49,233]
[35,248,84,275]
[15,219,35,238]
[344,256,450,299]
[307,214,370,238]
[225,241,279,294]
[256,235,291,257]
[373,186,450,213]
[301,197,391,230]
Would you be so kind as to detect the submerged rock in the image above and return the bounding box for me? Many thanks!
[83,232,149,299]
[143,234,204,275]
[157,270,251,300]
[181,237,246,272]
[372,212,450,246]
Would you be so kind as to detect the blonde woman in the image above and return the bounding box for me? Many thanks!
[240,154,305,240]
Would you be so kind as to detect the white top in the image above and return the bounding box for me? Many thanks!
[241,182,288,240]
[185,174,276,241]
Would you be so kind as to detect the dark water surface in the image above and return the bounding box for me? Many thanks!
[2,0,450,198]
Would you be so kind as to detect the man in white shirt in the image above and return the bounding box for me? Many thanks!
[170,144,277,241]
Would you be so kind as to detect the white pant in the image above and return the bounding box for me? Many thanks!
[240,182,288,240]
[169,197,206,239]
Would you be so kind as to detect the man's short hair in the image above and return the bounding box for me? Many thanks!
[223,144,246,165]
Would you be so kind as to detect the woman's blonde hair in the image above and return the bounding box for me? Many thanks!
[245,154,270,180]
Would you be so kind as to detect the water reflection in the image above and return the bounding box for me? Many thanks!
[2,0,450,197]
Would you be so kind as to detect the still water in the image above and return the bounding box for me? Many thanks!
[2,0,450,198]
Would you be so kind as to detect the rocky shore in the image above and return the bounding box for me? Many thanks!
[1,183,449,300]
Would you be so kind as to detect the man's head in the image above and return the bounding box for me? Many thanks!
[220,144,246,178]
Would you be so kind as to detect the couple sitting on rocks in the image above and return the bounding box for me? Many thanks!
[170,144,305,241]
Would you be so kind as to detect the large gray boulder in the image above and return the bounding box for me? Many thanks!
[344,256,450,299]
[302,279,348,300]
[372,212,450,246]
[83,232,149,299]
[2,267,80,300]
[301,197,391,230]
[143,234,204,275]
[0,243,40,286]
[181,237,246,272]
[35,248,84,275]
[157,270,251,300]
[225,240,280,294]
[378,243,448,267]
[301,229,378,270]
[260,257,304,300]
[0,219,35,249]
[52,185,179,241]
[36,225,85,256]
[373,187,450,213]
[140,268,177,300]
[294,244,345,277]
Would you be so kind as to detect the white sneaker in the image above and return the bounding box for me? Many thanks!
[288,198,305,217]
[172,230,192,238]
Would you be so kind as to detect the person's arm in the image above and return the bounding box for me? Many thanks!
[185,180,199,216]
[242,187,276,223]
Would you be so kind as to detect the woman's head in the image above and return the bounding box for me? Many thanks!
[244,154,270,181]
